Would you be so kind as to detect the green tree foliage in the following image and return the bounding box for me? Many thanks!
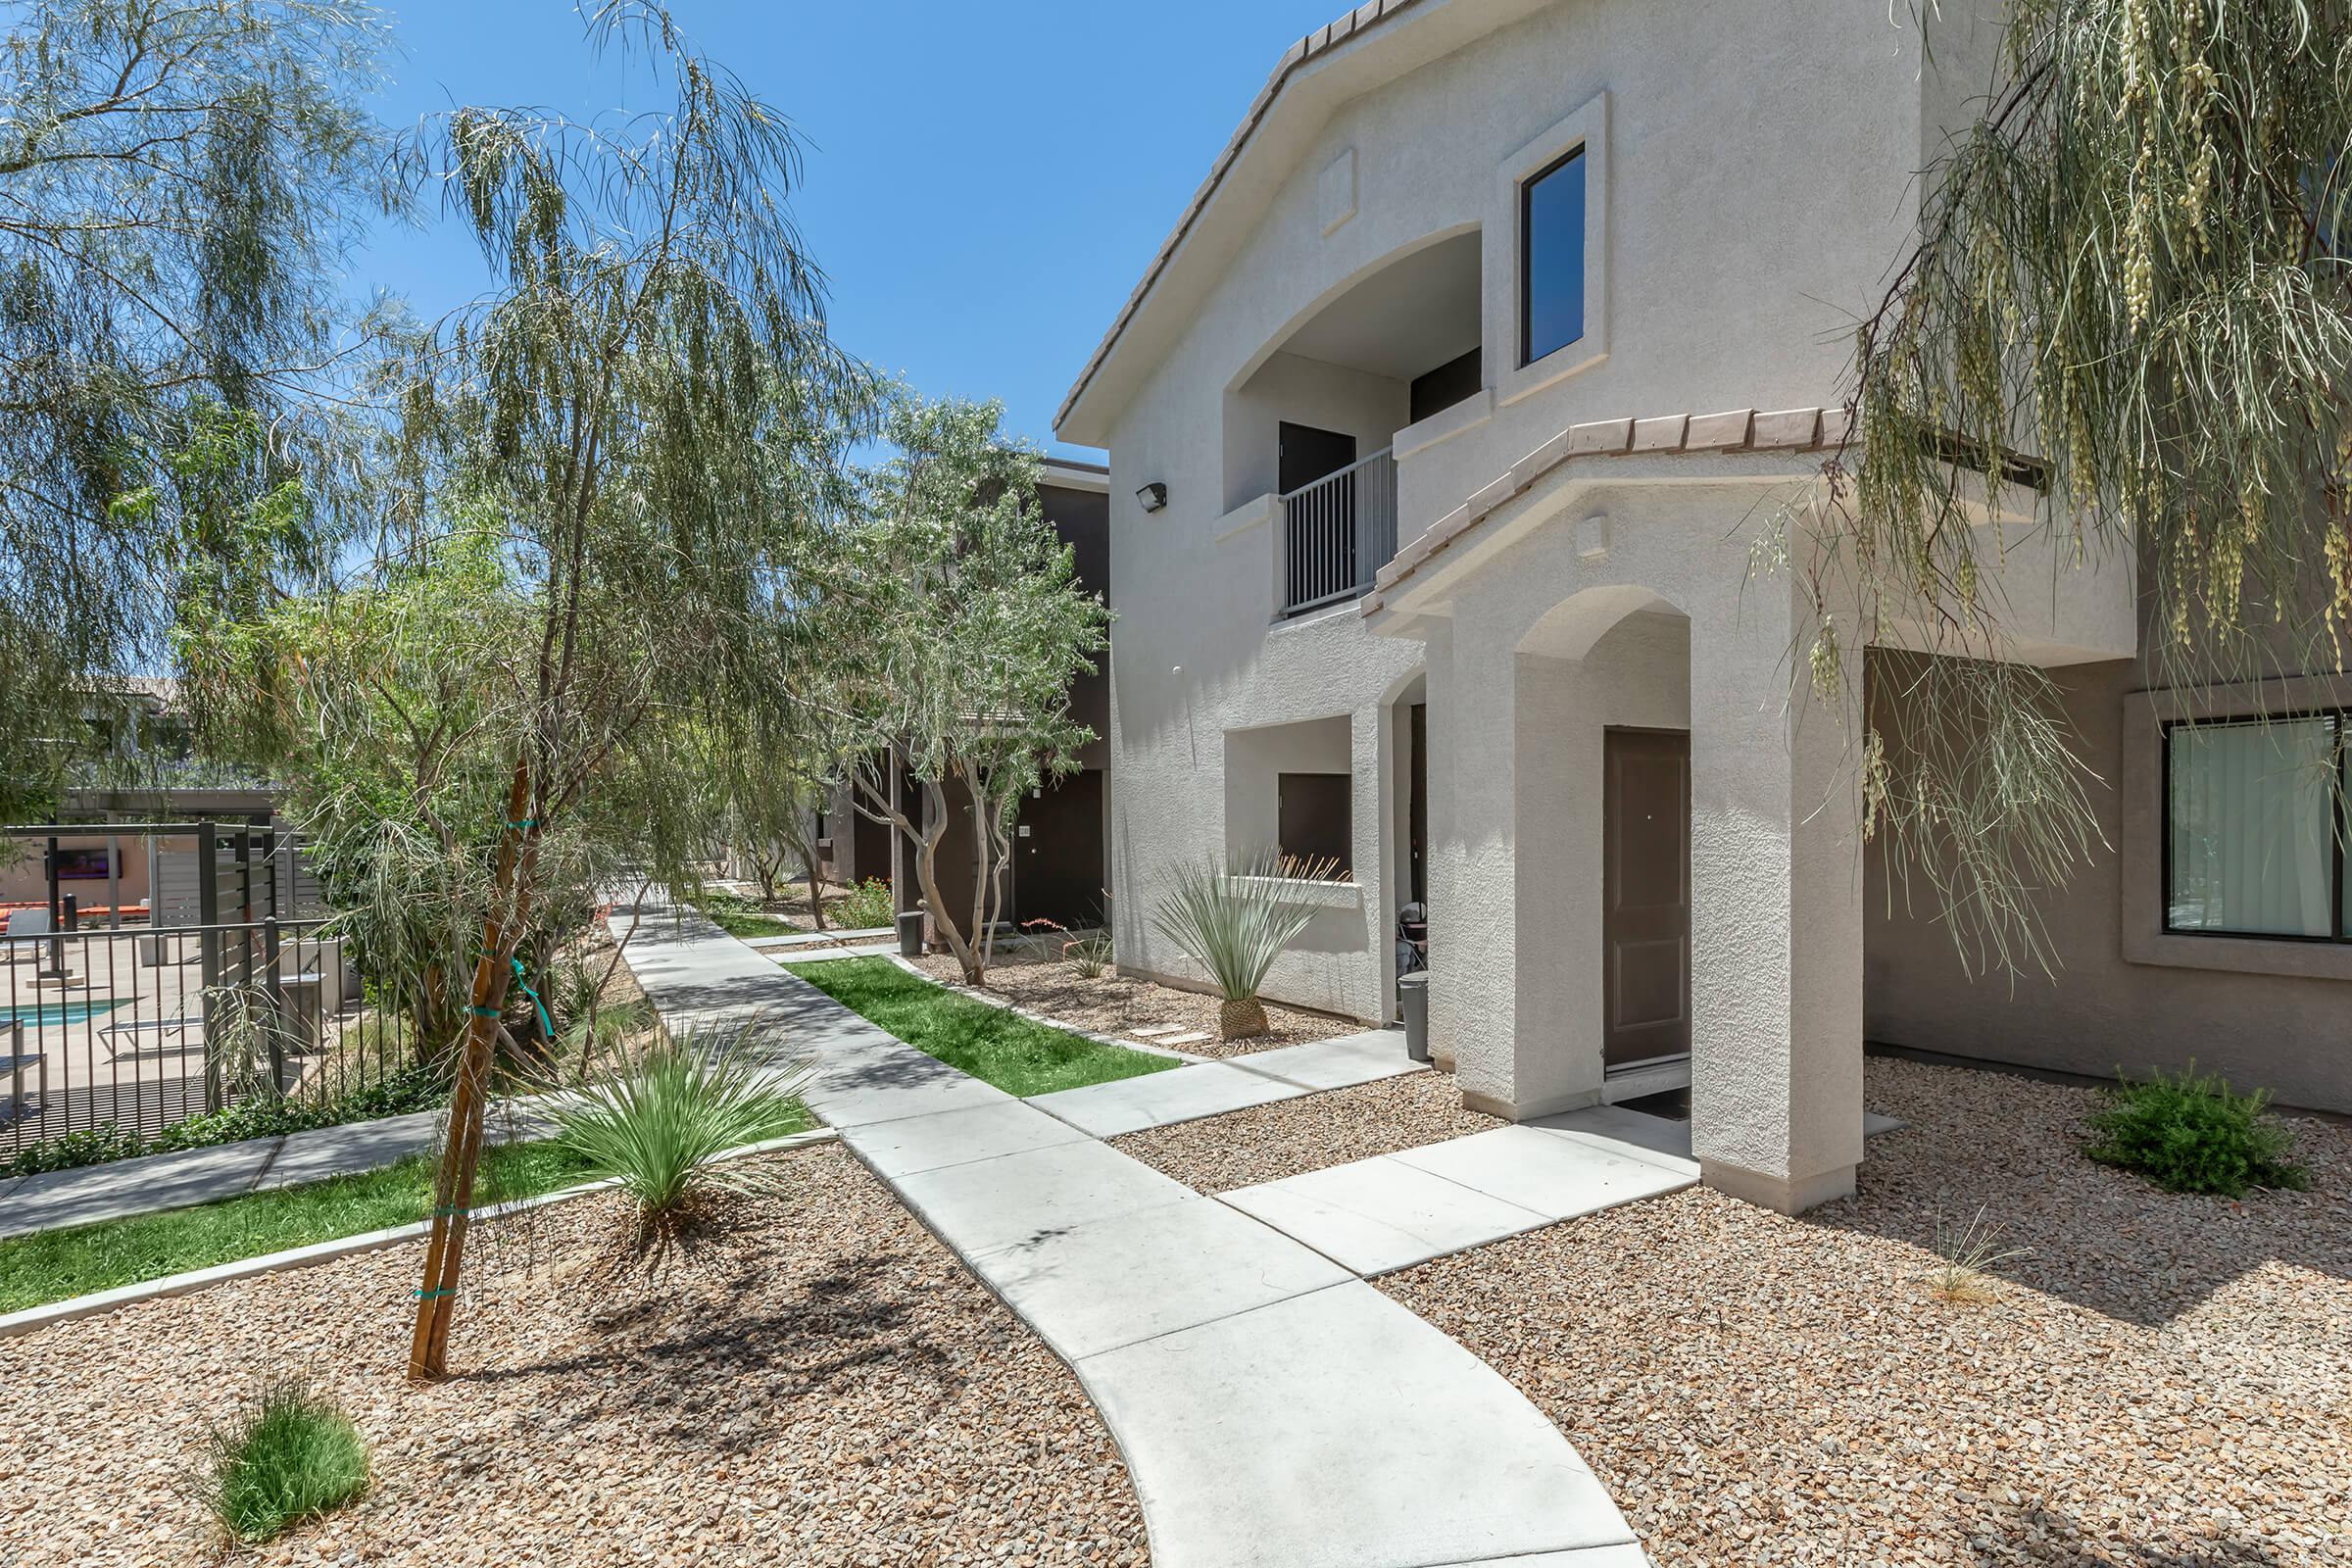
[190,2,867,1377]
[0,1,394,811]
[799,397,1108,984]
[1816,0,2352,971]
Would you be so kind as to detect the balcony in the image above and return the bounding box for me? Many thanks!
[1279,446,1397,617]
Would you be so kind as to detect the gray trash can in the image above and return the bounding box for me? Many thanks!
[897,909,926,959]
[1397,971,1429,1062]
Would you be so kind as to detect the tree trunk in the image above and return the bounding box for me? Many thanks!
[786,824,826,931]
[852,765,972,978]
[407,756,535,1382]
[963,770,990,986]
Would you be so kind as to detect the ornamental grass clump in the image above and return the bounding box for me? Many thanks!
[1151,851,1339,1039]
[204,1378,369,1544]
[554,1022,812,1267]
[2084,1063,2310,1199]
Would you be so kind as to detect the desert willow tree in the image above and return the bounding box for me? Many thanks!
[0,0,395,812]
[713,712,846,928]
[358,3,855,1379]
[800,398,1107,984]
[1789,0,2352,973]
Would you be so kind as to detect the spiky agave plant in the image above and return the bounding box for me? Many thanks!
[1150,851,1340,1039]
[553,1019,812,1267]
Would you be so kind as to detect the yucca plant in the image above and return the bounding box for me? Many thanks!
[553,1021,812,1265]
[1151,851,1339,1039]
[204,1378,369,1544]
[1926,1203,2031,1304]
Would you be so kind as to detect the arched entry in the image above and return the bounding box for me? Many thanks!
[1509,589,1691,1105]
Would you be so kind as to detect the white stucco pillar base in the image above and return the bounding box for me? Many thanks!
[1698,1157,1857,1215]
[1687,564,1864,1216]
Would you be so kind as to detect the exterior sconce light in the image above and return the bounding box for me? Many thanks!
[1136,481,1168,513]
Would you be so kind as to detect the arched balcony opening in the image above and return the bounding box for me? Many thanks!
[1222,230,1483,616]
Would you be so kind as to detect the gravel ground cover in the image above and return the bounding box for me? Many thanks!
[1111,1069,1498,1190]
[911,951,1358,1057]
[1382,1056,2352,1567]
[0,1145,1150,1567]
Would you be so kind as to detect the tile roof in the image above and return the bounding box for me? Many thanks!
[1361,406,1853,611]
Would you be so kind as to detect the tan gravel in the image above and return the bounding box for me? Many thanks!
[0,1145,1150,1567]
[912,952,1358,1057]
[1113,1070,1499,1191]
[1382,1056,2352,1567]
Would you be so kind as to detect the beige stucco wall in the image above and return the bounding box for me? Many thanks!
[1866,653,2352,1114]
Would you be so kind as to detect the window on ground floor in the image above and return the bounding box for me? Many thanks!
[2165,713,2350,940]
[1277,771,1353,878]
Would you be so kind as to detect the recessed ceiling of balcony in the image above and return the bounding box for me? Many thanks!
[1273,230,1482,383]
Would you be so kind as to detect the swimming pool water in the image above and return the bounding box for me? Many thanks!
[2,999,127,1026]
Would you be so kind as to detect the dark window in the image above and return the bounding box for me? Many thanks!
[1519,147,1587,367]
[1409,347,1483,424]
[51,846,110,880]
[2163,713,2350,941]
[1277,772,1352,877]
[1278,421,1356,495]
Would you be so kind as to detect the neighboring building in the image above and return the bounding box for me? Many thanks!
[2,679,304,923]
[1054,0,2340,1218]
[826,456,1115,933]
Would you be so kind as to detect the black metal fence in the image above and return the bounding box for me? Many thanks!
[1,821,414,1157]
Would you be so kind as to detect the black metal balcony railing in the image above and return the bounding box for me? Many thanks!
[1279,446,1397,617]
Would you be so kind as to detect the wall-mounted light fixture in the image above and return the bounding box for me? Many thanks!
[1136,481,1168,514]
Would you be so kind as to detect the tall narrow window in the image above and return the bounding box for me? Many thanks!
[1519,147,1587,367]
[2166,715,2345,939]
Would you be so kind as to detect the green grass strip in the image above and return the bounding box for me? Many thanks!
[0,1140,598,1314]
[707,906,808,940]
[785,956,1179,1098]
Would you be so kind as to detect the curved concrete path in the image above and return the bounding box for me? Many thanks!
[620,906,1649,1568]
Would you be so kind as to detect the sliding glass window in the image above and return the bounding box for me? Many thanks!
[2165,713,2349,940]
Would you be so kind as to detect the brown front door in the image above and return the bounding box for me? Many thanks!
[1602,727,1690,1067]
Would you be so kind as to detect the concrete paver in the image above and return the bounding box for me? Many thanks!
[1530,1104,1701,1175]
[1074,1281,1637,1568]
[891,1137,1193,1257]
[1219,1156,1552,1276]
[1227,1027,1425,1091]
[966,1194,1351,1361]
[839,1100,1088,1181]
[1028,1059,1302,1138]
[1394,1124,1695,1218]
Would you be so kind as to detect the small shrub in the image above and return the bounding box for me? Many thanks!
[1926,1204,2030,1303]
[2084,1063,2310,1198]
[546,954,609,1037]
[1,1121,147,1175]
[836,877,894,930]
[204,1378,369,1544]
[1065,931,1113,979]
[554,1021,812,1263]
[1150,850,1339,1039]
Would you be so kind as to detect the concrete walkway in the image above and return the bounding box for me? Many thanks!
[0,1099,557,1241]
[620,903,1650,1568]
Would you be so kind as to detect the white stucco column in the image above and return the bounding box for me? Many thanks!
[1432,615,1520,1102]
[1687,570,1864,1213]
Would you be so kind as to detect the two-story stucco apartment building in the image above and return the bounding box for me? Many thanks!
[1056,0,2350,1214]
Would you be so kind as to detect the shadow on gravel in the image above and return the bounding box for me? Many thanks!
[1963,1499,2296,1566]
[1802,1060,2351,1328]
[461,1246,965,1454]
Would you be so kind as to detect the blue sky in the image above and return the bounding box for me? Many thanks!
[361,1,1351,459]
